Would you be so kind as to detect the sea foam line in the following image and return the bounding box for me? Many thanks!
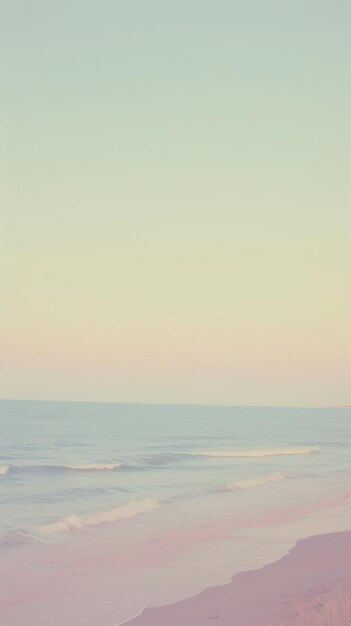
[1,462,124,475]
[226,472,290,490]
[189,446,320,458]
[38,497,160,535]
[115,601,151,626]
[65,463,122,471]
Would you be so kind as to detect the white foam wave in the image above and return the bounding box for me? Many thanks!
[38,497,159,535]
[66,463,122,471]
[0,465,9,476]
[226,472,288,490]
[190,446,320,458]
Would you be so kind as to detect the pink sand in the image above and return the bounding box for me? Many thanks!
[126,530,351,626]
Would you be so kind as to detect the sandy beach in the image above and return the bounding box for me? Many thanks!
[127,530,351,626]
[2,404,350,626]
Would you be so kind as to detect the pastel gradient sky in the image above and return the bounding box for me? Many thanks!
[1,1,350,406]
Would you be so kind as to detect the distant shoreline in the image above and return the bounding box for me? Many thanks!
[331,405,351,408]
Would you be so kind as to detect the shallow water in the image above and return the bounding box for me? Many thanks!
[1,400,350,625]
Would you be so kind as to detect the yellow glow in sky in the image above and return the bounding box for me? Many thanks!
[1,2,350,405]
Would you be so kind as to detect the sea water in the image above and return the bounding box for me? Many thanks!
[1,400,350,625]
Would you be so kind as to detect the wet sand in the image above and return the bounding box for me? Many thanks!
[126,530,351,626]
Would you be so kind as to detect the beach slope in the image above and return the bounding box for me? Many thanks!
[126,530,351,626]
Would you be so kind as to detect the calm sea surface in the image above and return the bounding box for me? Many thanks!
[1,400,350,625]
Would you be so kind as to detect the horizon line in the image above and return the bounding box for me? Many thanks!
[1,397,348,409]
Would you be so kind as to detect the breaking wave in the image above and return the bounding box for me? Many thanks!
[189,446,320,458]
[64,463,122,471]
[226,472,290,490]
[38,497,160,535]
[1,462,130,476]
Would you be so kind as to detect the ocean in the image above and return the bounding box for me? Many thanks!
[1,400,350,625]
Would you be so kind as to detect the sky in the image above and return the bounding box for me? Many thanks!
[1,0,350,406]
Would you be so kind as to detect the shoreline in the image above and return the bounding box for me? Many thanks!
[125,530,351,626]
